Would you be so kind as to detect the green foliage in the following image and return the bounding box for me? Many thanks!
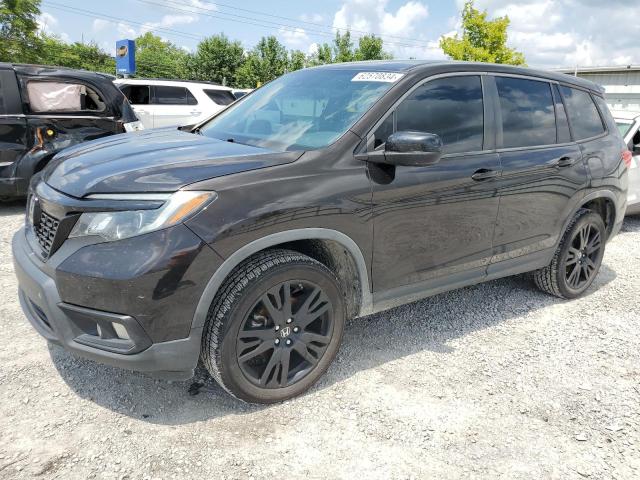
[333,30,354,63]
[134,32,189,79]
[288,50,306,72]
[0,0,42,63]
[440,0,525,65]
[40,35,115,73]
[236,36,289,88]
[355,35,392,61]
[187,33,244,85]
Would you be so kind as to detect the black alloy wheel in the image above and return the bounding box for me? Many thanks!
[564,223,602,290]
[533,208,606,299]
[236,280,334,388]
[201,249,345,403]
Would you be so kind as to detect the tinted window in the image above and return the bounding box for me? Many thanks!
[395,76,484,154]
[205,89,236,106]
[186,89,198,105]
[560,86,605,140]
[153,86,190,105]
[121,85,150,105]
[552,84,571,143]
[495,77,555,148]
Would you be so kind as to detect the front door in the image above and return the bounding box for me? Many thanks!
[370,75,501,295]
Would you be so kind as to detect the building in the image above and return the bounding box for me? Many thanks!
[557,65,640,112]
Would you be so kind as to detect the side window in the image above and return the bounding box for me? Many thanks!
[592,94,615,132]
[0,70,22,115]
[153,86,190,105]
[26,81,106,113]
[204,89,236,106]
[121,85,150,105]
[394,75,484,154]
[495,77,555,148]
[186,89,198,105]
[552,84,572,143]
[560,86,605,140]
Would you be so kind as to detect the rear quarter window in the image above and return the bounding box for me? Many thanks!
[560,86,605,140]
[204,89,236,106]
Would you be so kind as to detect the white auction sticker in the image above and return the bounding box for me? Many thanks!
[351,72,404,83]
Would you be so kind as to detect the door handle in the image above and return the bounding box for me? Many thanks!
[556,156,576,167]
[471,168,500,181]
[190,110,202,115]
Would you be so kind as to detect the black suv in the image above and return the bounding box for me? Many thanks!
[13,61,628,403]
[0,63,141,199]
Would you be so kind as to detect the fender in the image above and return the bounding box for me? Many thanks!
[557,189,621,248]
[191,228,373,330]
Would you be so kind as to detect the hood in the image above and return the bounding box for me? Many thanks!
[44,128,302,198]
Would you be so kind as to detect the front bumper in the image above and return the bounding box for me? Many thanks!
[13,228,203,380]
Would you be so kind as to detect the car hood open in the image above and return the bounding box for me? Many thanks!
[44,128,302,198]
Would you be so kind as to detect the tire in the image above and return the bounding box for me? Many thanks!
[533,208,606,299]
[201,249,345,403]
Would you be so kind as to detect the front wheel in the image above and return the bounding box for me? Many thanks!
[533,209,606,299]
[201,249,345,403]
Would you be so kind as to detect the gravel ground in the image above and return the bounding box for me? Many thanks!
[1,202,639,480]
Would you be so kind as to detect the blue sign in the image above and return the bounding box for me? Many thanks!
[115,39,136,75]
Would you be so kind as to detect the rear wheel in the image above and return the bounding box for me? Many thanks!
[201,249,345,403]
[533,209,606,299]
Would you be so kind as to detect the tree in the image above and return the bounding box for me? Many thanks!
[308,42,333,66]
[0,0,42,63]
[440,0,525,65]
[288,50,306,72]
[134,32,189,79]
[38,36,115,73]
[187,34,244,85]
[333,30,354,63]
[354,35,392,61]
[236,36,289,88]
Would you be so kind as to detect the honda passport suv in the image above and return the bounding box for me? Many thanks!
[13,61,629,403]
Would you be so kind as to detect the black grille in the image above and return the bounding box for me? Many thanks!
[34,211,60,255]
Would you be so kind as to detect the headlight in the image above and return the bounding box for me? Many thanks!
[69,191,216,242]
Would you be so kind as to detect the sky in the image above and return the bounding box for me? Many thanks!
[36,0,639,69]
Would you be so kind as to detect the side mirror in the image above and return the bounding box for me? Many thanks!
[356,131,443,167]
[633,144,640,156]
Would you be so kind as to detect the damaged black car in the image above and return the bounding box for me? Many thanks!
[0,63,142,199]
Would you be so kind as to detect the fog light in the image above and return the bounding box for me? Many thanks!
[112,323,130,340]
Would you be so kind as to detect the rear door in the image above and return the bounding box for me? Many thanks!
[0,68,28,196]
[490,76,587,266]
[151,85,200,128]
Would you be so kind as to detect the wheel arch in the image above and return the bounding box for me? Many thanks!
[192,229,373,330]
[576,190,619,236]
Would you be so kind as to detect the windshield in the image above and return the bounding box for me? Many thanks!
[199,68,400,151]
[616,121,633,137]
